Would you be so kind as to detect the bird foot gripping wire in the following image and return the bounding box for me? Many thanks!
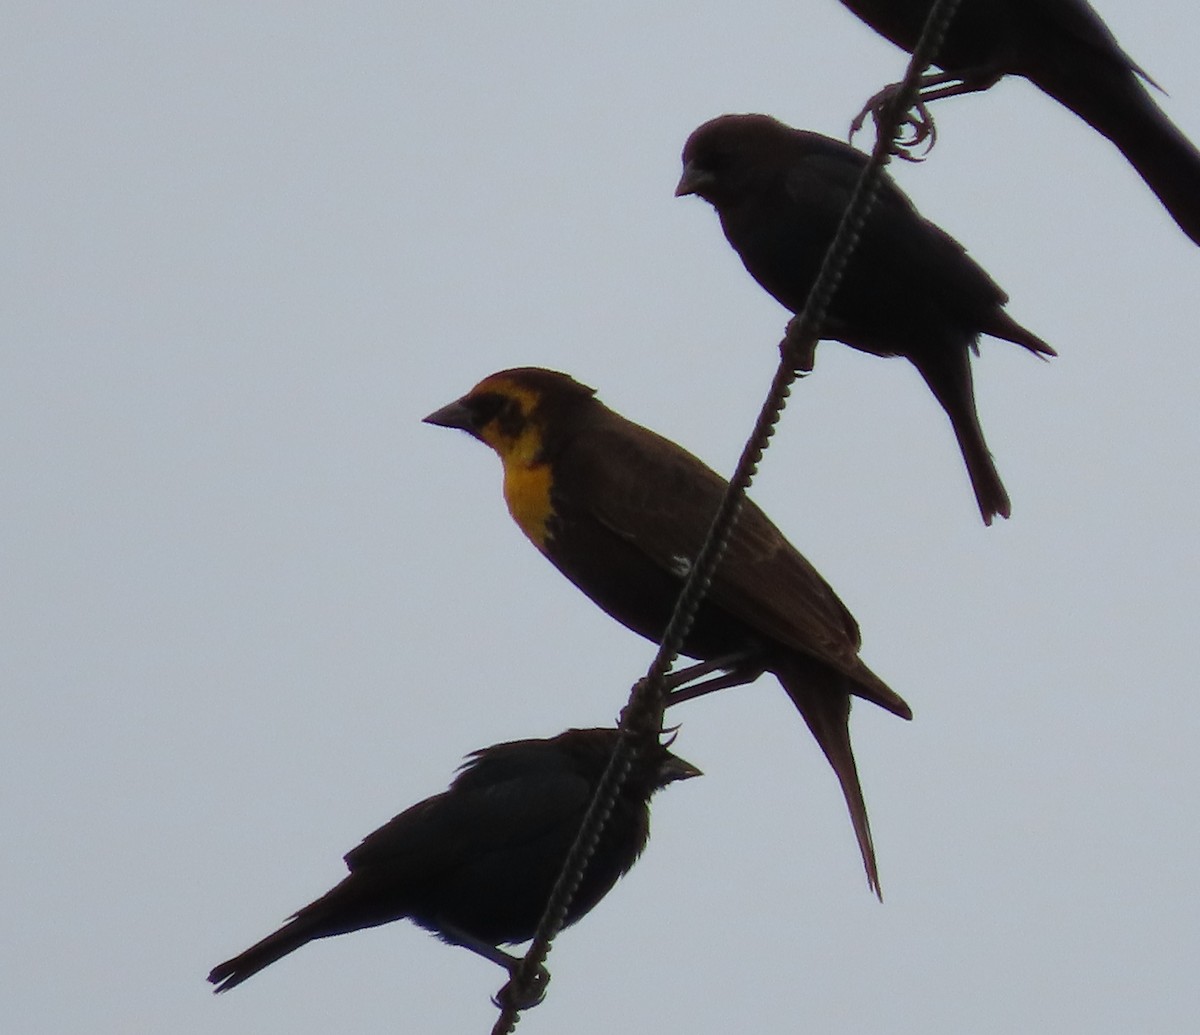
[848,62,1006,162]
[619,653,757,730]
[780,323,818,374]
[849,82,938,162]
[434,925,551,1012]
[493,961,551,1012]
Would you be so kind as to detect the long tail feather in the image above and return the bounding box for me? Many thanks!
[775,659,882,898]
[208,916,318,993]
[1035,62,1200,247]
[912,350,1010,526]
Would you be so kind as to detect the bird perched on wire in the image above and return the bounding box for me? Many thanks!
[208,728,698,995]
[425,367,911,896]
[676,113,1054,526]
[837,0,1200,246]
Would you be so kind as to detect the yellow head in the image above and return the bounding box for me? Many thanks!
[423,368,597,550]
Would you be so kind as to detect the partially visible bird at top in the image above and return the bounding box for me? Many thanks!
[677,113,1055,525]
[838,0,1200,246]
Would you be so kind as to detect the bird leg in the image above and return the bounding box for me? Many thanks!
[662,653,757,691]
[439,923,551,1010]
[848,66,1004,162]
[620,652,758,731]
[663,654,766,707]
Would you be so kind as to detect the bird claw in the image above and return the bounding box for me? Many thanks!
[780,322,817,374]
[849,84,937,163]
[892,98,937,161]
[493,963,550,1011]
[618,691,666,738]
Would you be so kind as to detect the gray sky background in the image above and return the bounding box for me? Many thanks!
[5,2,1199,1032]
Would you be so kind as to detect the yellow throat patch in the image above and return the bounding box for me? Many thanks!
[473,383,555,550]
[502,457,554,551]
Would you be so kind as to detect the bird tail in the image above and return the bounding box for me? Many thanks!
[208,915,318,993]
[850,658,913,721]
[912,351,1011,526]
[774,657,882,898]
[1034,63,1200,247]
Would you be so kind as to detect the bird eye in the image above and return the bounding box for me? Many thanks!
[467,393,505,429]
[706,149,735,175]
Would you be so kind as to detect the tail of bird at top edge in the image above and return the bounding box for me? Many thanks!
[1035,60,1200,247]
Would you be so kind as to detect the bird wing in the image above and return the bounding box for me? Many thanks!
[783,135,1010,329]
[343,770,592,878]
[564,411,865,673]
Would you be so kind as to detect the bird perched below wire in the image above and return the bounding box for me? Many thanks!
[676,113,1054,526]
[425,367,911,896]
[837,0,1200,245]
[208,728,698,997]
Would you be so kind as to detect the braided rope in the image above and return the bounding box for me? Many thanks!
[489,1,964,1028]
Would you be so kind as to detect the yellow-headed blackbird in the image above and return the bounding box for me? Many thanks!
[676,114,1056,526]
[208,728,698,993]
[838,0,1200,247]
[424,367,911,895]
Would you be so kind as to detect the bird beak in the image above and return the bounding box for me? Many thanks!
[658,754,703,784]
[674,161,710,198]
[423,398,473,432]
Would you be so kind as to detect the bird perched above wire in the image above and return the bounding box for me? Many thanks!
[208,728,699,999]
[837,0,1200,246]
[425,367,911,896]
[676,113,1055,526]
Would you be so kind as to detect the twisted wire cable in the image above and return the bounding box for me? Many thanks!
[489,2,964,1028]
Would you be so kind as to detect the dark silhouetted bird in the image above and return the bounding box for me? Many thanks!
[676,113,1055,525]
[838,0,1200,245]
[208,728,698,993]
[425,367,911,895]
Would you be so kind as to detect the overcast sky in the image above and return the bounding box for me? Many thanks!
[5,2,1200,1032]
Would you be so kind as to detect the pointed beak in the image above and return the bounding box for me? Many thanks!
[422,398,473,432]
[674,160,710,198]
[658,753,703,785]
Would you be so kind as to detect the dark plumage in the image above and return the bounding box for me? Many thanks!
[425,367,912,895]
[676,113,1054,525]
[208,728,698,993]
[839,0,1200,245]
